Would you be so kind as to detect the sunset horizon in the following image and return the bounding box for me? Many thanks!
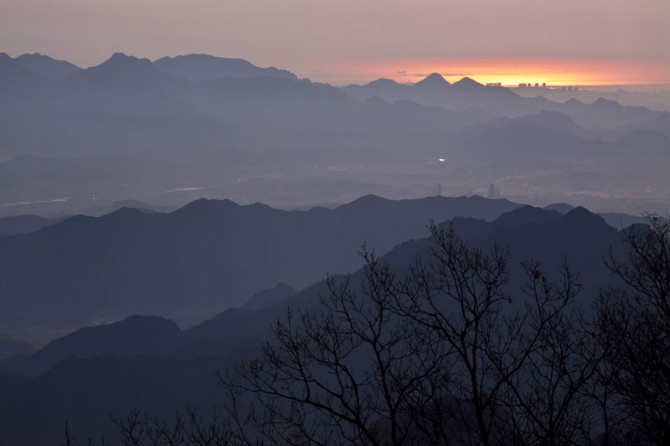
[296,57,670,89]
[5,49,668,91]
[2,0,667,89]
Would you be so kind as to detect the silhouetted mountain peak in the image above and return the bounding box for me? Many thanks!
[591,97,622,110]
[564,98,585,107]
[561,206,609,229]
[415,73,449,88]
[156,54,235,64]
[16,53,81,79]
[177,198,239,214]
[454,77,482,88]
[111,200,156,212]
[344,194,390,208]
[544,203,575,214]
[368,78,400,87]
[495,205,563,227]
[248,202,273,211]
[105,206,146,219]
[100,52,153,70]
[64,52,177,88]
[0,52,17,68]
[0,53,45,83]
[153,54,298,82]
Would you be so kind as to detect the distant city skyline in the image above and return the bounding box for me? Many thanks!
[295,57,669,88]
[2,0,668,88]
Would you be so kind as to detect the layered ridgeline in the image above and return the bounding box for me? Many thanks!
[342,73,666,128]
[1,53,668,216]
[0,203,637,445]
[0,195,521,331]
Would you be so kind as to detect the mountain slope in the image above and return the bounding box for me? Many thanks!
[4,316,183,376]
[0,214,63,236]
[15,53,81,79]
[0,52,50,95]
[0,204,633,445]
[176,204,626,358]
[0,195,522,330]
[153,54,297,82]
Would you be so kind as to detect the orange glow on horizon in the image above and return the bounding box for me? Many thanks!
[306,58,670,88]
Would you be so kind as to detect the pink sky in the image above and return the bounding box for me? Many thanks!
[1,0,668,86]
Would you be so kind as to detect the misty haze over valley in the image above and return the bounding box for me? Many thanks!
[0,46,669,445]
[1,52,668,218]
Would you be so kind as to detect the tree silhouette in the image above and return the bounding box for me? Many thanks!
[221,247,454,446]
[106,216,669,446]
[222,224,593,446]
[596,214,670,445]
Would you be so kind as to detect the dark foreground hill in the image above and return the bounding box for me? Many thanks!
[0,204,633,445]
[0,195,521,330]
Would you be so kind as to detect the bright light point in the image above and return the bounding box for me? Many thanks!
[438,158,446,162]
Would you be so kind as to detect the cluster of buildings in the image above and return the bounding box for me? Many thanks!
[518,82,548,88]
[518,83,581,91]
[484,82,582,92]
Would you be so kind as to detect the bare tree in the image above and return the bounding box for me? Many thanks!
[222,248,455,446]
[392,224,513,446]
[607,214,670,319]
[597,213,670,445]
[108,217,670,446]
[110,406,232,446]
[392,225,592,446]
[61,420,80,446]
[222,224,595,446]
[499,262,603,446]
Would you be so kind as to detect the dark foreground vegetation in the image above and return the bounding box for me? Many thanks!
[93,214,669,446]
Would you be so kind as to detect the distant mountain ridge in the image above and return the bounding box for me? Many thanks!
[153,54,298,82]
[0,52,50,93]
[341,74,666,129]
[414,72,451,88]
[0,203,629,371]
[0,201,635,370]
[15,53,81,79]
[1,52,667,218]
[3,52,665,130]
[60,52,185,98]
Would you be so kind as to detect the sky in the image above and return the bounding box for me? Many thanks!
[1,0,669,87]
